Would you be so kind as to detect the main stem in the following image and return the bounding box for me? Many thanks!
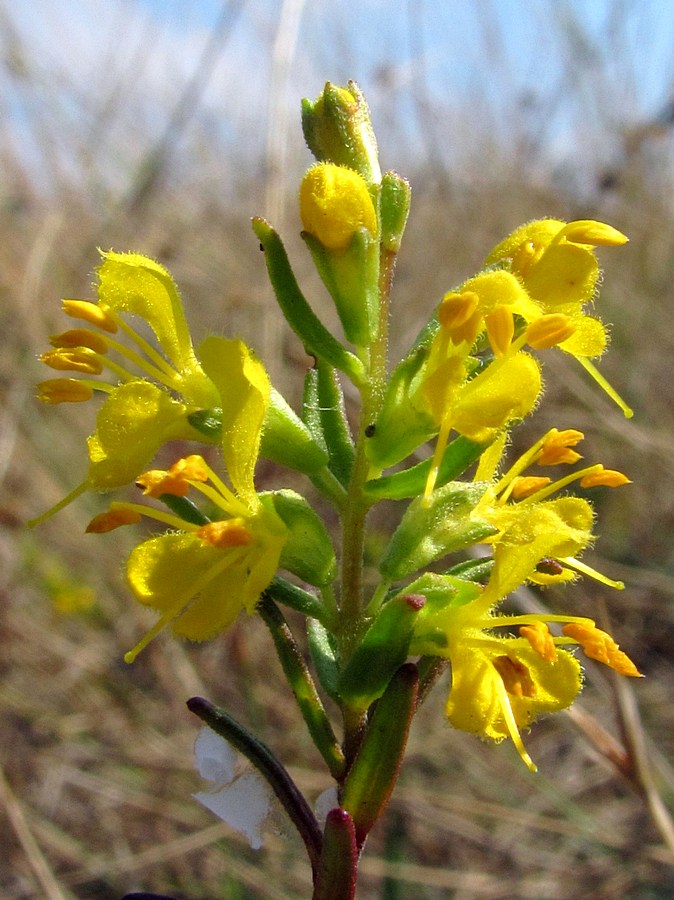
[339,247,395,753]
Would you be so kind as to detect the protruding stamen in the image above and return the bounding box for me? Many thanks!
[40,348,104,375]
[438,291,480,329]
[485,306,515,357]
[579,466,631,488]
[536,428,584,466]
[36,378,94,403]
[560,220,629,247]
[519,621,556,662]
[562,623,641,677]
[510,476,551,500]
[526,314,576,350]
[50,329,109,354]
[86,507,142,533]
[62,299,118,333]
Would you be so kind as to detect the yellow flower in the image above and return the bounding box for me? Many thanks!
[413,576,640,771]
[474,428,630,602]
[485,218,632,416]
[90,452,286,662]
[418,347,542,500]
[87,337,286,661]
[300,162,378,250]
[32,252,225,524]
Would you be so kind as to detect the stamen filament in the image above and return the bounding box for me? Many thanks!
[492,672,537,772]
[100,332,183,391]
[557,556,624,589]
[189,475,250,519]
[516,464,604,505]
[113,312,185,383]
[576,356,633,418]
[424,415,452,502]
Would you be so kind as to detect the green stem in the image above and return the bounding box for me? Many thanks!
[186,696,322,875]
[258,596,346,780]
[339,244,396,750]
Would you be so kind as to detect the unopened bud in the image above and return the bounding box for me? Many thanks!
[302,81,381,183]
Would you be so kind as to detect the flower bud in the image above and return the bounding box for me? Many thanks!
[302,81,381,183]
[379,171,411,252]
[300,163,377,251]
[300,163,380,346]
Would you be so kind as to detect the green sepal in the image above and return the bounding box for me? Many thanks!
[364,344,437,470]
[380,171,411,252]
[379,481,496,581]
[302,363,355,487]
[445,556,494,584]
[261,387,329,474]
[407,573,483,656]
[307,618,341,700]
[265,575,328,624]
[302,229,380,347]
[261,490,337,588]
[317,362,355,485]
[186,407,223,439]
[252,217,365,384]
[364,435,486,500]
[341,663,418,846]
[337,593,425,711]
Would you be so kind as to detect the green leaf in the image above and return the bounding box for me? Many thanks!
[341,663,418,846]
[307,618,341,701]
[252,217,364,383]
[364,435,486,500]
[317,362,355,485]
[337,593,425,710]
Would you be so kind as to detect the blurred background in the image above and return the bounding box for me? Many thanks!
[2,0,674,896]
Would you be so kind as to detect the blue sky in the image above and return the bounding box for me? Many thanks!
[3,0,673,193]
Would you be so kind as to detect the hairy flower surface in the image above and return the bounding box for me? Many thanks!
[86,338,287,660]
[474,428,630,602]
[33,252,224,522]
[89,452,286,661]
[412,575,640,771]
[484,218,632,415]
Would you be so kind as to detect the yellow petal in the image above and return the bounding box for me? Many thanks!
[97,251,198,374]
[451,352,542,442]
[524,243,599,309]
[87,381,191,490]
[199,336,271,503]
